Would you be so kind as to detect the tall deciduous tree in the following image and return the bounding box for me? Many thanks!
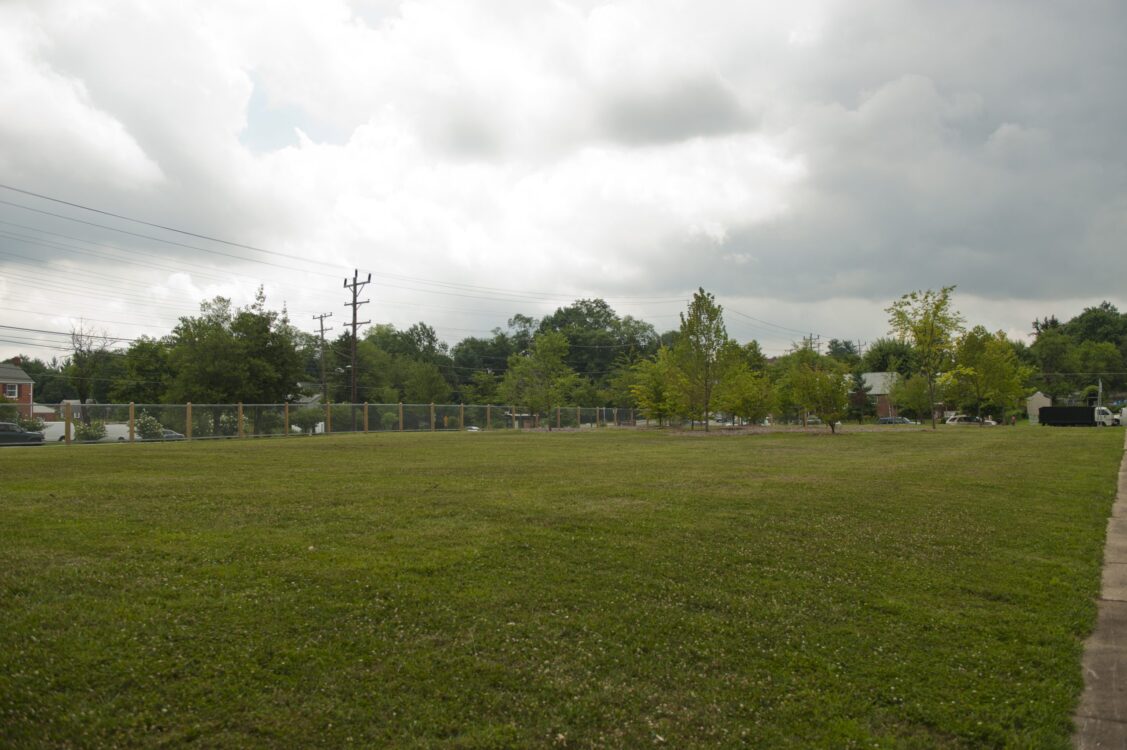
[889,373,933,420]
[629,347,687,426]
[786,357,850,433]
[166,292,302,405]
[673,288,728,431]
[941,327,1033,423]
[110,337,171,404]
[498,331,578,429]
[886,286,965,429]
[715,363,774,426]
[66,324,114,424]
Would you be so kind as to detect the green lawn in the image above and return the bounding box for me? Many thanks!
[0,427,1122,748]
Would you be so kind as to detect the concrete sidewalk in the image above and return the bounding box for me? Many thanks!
[1073,430,1127,748]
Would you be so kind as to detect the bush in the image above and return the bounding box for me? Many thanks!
[291,406,323,435]
[75,421,107,442]
[135,412,164,440]
[18,416,45,433]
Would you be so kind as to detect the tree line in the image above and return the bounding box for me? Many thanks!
[5,286,1127,430]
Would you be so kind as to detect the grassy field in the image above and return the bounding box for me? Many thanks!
[0,426,1122,748]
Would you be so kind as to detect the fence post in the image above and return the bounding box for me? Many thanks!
[486,404,491,429]
[512,405,517,430]
[64,402,72,445]
[557,406,560,429]
[129,402,135,443]
[326,402,332,434]
[186,402,192,441]
[238,402,245,438]
[284,402,290,436]
[398,402,404,431]
[364,402,369,433]
[430,403,435,431]
[614,407,619,427]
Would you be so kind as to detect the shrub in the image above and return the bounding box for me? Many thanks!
[135,412,164,440]
[18,416,46,433]
[75,421,107,442]
[291,406,323,435]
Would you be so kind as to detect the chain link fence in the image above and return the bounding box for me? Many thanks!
[33,402,638,444]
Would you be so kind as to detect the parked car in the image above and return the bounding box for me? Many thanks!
[0,422,45,445]
[945,414,997,426]
[38,422,69,441]
[878,416,918,425]
[160,429,185,441]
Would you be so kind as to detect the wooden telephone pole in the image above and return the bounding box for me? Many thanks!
[343,270,371,405]
[313,312,333,405]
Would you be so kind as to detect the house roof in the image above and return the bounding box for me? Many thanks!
[0,362,34,385]
[861,371,898,395]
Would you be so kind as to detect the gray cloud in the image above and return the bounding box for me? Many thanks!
[596,75,753,145]
[1,0,1125,361]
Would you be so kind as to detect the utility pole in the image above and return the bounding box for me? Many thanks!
[343,269,371,405]
[313,313,333,406]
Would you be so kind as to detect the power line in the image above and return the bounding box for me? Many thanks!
[0,183,324,267]
[0,183,689,303]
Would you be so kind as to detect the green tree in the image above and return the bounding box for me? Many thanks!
[110,337,171,404]
[291,406,323,435]
[65,325,115,423]
[827,339,861,370]
[166,292,302,406]
[1029,327,1075,401]
[889,374,933,420]
[848,372,874,424]
[715,363,774,426]
[460,371,499,405]
[629,347,687,426]
[859,337,918,377]
[1061,302,1127,346]
[941,327,1033,423]
[498,331,579,429]
[1071,340,1125,392]
[886,286,965,429]
[737,341,768,372]
[673,288,728,431]
[539,299,659,393]
[787,358,850,433]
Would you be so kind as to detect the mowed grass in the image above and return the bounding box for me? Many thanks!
[0,427,1122,748]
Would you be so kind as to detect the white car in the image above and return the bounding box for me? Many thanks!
[945,414,997,426]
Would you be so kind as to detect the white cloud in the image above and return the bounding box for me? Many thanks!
[0,0,1124,361]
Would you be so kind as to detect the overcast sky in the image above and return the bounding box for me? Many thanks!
[1,0,1124,362]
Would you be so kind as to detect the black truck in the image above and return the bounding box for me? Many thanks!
[1038,406,1115,426]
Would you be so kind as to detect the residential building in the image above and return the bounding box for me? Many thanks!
[0,359,34,419]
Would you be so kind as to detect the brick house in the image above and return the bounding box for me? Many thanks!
[861,371,898,418]
[0,359,35,420]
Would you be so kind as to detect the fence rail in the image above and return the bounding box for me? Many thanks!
[31,402,638,445]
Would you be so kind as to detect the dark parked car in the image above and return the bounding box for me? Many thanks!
[160,429,185,441]
[0,422,45,445]
[878,416,918,425]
